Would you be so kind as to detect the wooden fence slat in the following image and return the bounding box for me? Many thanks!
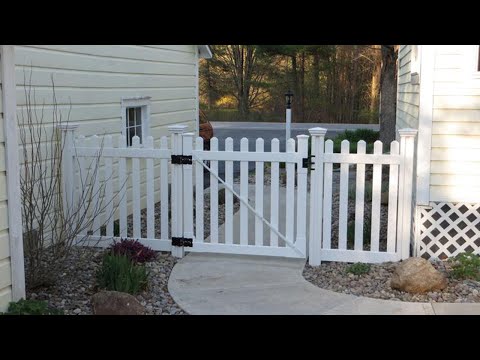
[354,141,366,251]
[323,140,334,250]
[338,140,350,250]
[370,140,383,252]
[118,135,128,238]
[225,138,234,245]
[240,138,249,246]
[270,139,280,247]
[195,137,204,243]
[104,135,114,237]
[145,136,155,239]
[387,141,400,253]
[255,138,264,246]
[132,136,141,239]
[160,136,169,240]
[210,137,219,244]
[286,139,295,247]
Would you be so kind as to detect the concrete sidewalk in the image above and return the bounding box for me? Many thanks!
[168,253,480,315]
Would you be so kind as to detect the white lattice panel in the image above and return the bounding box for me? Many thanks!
[418,203,480,260]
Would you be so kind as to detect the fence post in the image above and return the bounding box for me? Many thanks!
[57,123,79,221]
[308,127,327,266]
[169,125,188,258]
[182,132,195,246]
[398,128,418,260]
[296,135,309,257]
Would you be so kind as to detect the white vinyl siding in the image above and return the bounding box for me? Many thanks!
[14,45,199,225]
[0,57,13,312]
[429,45,480,203]
[396,45,421,133]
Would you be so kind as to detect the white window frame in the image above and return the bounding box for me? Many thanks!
[410,45,421,85]
[121,97,151,147]
[472,45,480,77]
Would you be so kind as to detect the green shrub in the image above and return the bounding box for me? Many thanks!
[346,262,371,275]
[448,252,480,280]
[96,254,149,295]
[1,299,63,315]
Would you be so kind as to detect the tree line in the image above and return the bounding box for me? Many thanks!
[200,45,398,142]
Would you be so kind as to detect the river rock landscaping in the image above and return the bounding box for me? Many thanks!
[27,247,186,315]
[303,259,480,303]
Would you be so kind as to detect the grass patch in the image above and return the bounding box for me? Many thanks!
[346,262,371,275]
[448,252,480,280]
[1,299,64,315]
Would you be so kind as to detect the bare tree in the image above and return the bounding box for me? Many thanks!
[19,71,123,290]
[379,45,398,143]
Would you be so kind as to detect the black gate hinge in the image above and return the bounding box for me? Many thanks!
[302,155,315,169]
[172,237,193,247]
[171,155,193,165]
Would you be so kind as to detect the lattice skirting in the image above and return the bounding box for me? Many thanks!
[417,203,480,260]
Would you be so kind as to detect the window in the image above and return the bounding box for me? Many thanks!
[121,97,151,147]
[410,45,420,85]
[478,46,480,71]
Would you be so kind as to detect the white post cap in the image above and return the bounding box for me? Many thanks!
[168,124,189,134]
[308,127,328,136]
[398,128,418,137]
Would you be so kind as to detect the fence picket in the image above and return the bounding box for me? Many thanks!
[286,138,295,247]
[145,136,155,239]
[240,138,249,246]
[296,135,309,256]
[370,141,383,252]
[225,138,234,244]
[104,135,114,237]
[195,137,204,243]
[118,135,128,238]
[323,140,334,249]
[76,135,87,230]
[132,136,141,239]
[182,133,194,242]
[90,136,101,236]
[210,137,219,244]
[387,141,400,253]
[270,139,280,247]
[354,141,366,251]
[160,136,169,240]
[338,140,350,250]
[255,138,264,246]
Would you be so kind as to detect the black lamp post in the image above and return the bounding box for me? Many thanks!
[285,90,294,140]
[285,89,294,109]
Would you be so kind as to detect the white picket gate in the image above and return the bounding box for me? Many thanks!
[59,124,417,265]
[308,128,417,265]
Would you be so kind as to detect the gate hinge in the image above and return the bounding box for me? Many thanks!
[171,155,193,165]
[303,155,315,169]
[172,237,193,247]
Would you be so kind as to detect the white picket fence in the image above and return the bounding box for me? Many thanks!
[59,124,417,265]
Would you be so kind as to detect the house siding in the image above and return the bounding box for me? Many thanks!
[0,53,13,312]
[396,45,420,133]
[14,45,200,218]
[430,45,480,203]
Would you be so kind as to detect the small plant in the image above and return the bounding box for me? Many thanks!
[347,262,371,276]
[96,254,149,295]
[109,239,157,264]
[1,299,64,315]
[448,252,480,280]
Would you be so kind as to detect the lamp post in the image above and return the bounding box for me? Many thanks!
[285,89,294,142]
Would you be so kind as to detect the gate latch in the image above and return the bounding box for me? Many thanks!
[171,155,193,165]
[172,237,193,247]
[302,155,315,169]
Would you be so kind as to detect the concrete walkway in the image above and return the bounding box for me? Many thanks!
[168,253,480,315]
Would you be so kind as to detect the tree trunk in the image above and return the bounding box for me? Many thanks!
[370,45,382,114]
[312,53,320,97]
[299,51,306,122]
[379,45,398,144]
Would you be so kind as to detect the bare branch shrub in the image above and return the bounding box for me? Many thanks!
[19,70,123,290]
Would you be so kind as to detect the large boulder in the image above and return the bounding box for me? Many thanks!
[390,257,447,294]
[92,291,145,315]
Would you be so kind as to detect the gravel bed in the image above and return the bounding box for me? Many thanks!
[27,247,186,315]
[303,261,480,303]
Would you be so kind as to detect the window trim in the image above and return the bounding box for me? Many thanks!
[121,96,151,147]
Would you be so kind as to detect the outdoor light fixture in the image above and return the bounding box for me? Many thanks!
[285,89,294,109]
[285,89,294,141]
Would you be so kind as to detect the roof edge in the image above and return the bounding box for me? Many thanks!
[198,45,212,59]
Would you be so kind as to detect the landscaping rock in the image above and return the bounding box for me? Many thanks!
[92,290,145,315]
[390,257,447,294]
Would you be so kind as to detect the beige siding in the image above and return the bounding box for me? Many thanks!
[430,45,480,203]
[396,45,420,132]
[0,58,13,312]
[15,45,199,223]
